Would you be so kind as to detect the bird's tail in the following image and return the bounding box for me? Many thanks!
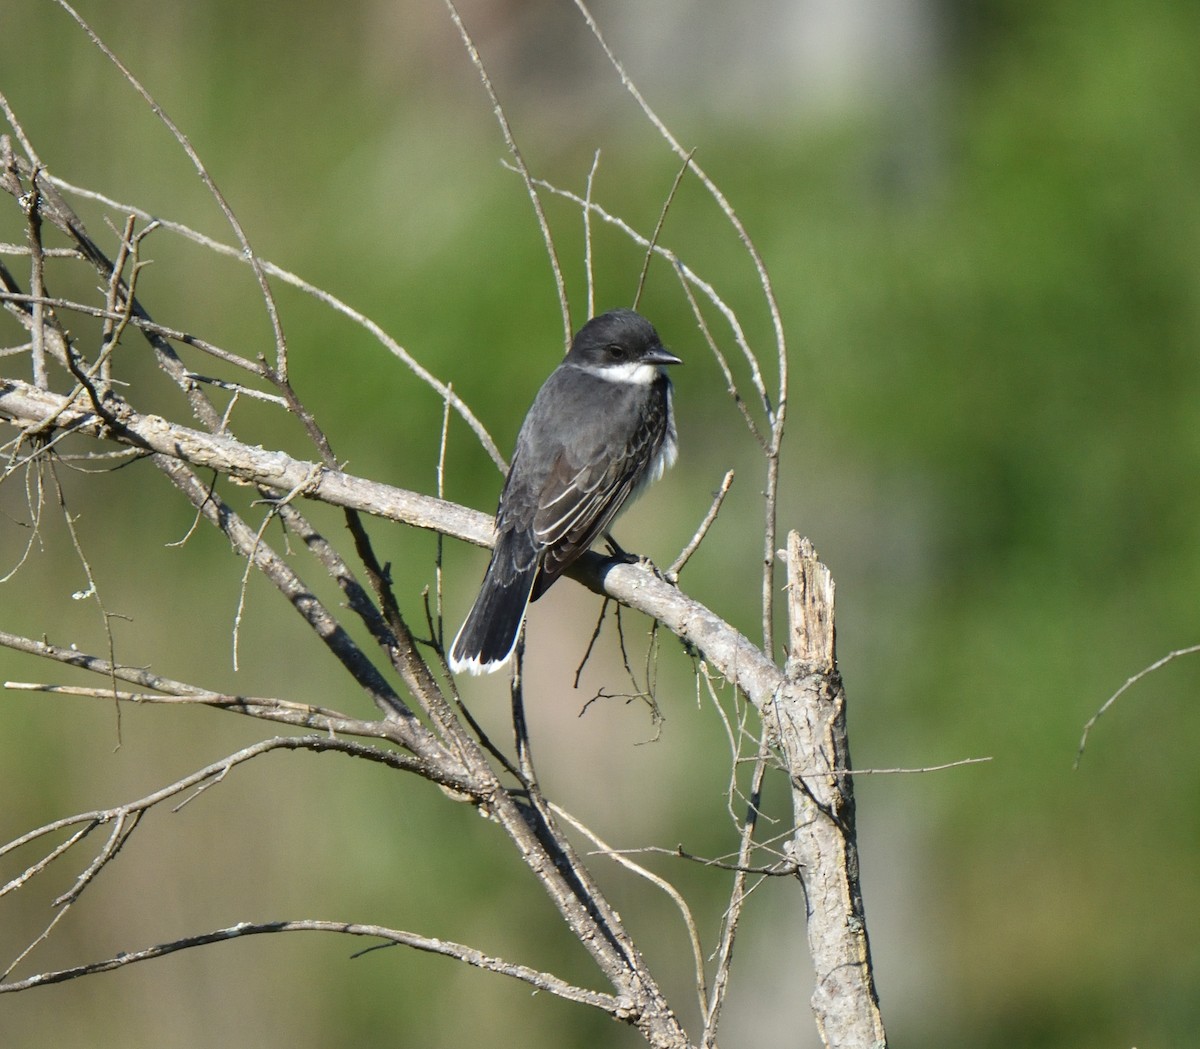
[448,529,540,675]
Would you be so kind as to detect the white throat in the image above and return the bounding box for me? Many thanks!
[580,361,662,386]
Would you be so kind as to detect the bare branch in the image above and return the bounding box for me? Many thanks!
[552,803,709,1018]
[775,533,886,1046]
[1,374,798,716]
[1075,644,1200,767]
[0,920,626,1014]
[633,148,695,312]
[0,290,265,374]
[583,149,601,317]
[669,469,734,577]
[51,0,289,378]
[0,732,459,965]
[441,0,571,344]
[2,681,390,740]
[0,377,492,544]
[27,174,504,466]
[0,9,896,1043]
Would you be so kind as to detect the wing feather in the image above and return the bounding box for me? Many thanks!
[530,393,667,596]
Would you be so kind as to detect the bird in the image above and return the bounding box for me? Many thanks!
[449,308,681,675]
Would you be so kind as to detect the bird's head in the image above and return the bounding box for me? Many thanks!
[566,309,682,380]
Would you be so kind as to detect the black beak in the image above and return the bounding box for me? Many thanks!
[645,344,683,366]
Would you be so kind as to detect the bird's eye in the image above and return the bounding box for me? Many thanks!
[606,343,628,361]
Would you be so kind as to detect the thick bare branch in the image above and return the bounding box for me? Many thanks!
[1,376,836,740]
[0,375,781,710]
[0,377,490,544]
[0,7,896,1042]
[775,533,887,1048]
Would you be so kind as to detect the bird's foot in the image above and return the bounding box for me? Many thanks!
[603,532,636,563]
[603,533,672,584]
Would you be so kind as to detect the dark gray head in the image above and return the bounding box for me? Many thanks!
[565,308,682,371]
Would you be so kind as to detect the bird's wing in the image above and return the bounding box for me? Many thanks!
[530,409,663,591]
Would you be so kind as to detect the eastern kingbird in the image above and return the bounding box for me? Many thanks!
[449,308,681,675]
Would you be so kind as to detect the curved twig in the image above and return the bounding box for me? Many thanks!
[502,166,770,427]
[52,0,290,378]
[569,0,789,652]
[0,920,626,1014]
[1075,645,1200,767]
[552,803,709,1020]
[40,177,505,470]
[441,0,571,345]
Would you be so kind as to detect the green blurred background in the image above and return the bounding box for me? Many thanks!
[2,1,1198,1046]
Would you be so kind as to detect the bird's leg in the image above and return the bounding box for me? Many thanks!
[603,532,667,583]
[602,531,636,563]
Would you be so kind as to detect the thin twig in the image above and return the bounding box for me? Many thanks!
[0,290,267,374]
[98,212,144,393]
[52,0,289,378]
[181,373,289,408]
[698,663,747,825]
[2,681,386,738]
[0,920,624,1013]
[1075,645,1200,768]
[704,732,771,1044]
[441,0,571,345]
[46,459,124,727]
[669,469,734,577]
[632,148,694,311]
[23,169,46,389]
[0,244,79,259]
[511,643,535,786]
[4,892,79,979]
[232,485,300,671]
[551,802,709,1019]
[42,176,504,468]
[0,445,45,582]
[598,844,794,876]
[435,384,452,649]
[573,597,611,687]
[809,756,993,777]
[673,262,767,448]
[583,149,601,318]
